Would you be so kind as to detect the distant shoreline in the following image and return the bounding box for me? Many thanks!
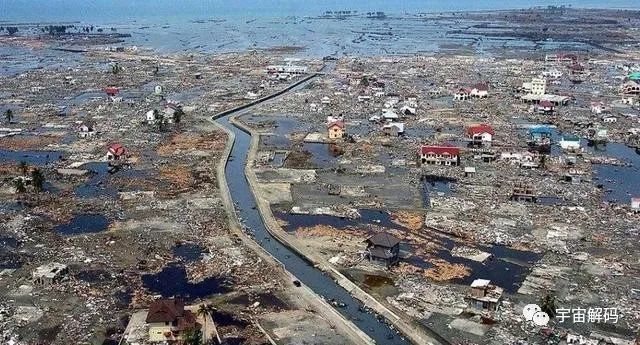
[2,5,640,25]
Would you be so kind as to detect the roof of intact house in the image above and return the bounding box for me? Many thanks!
[421,145,460,156]
[146,299,185,323]
[107,143,125,156]
[366,232,400,248]
[467,124,494,136]
[104,87,119,95]
[473,83,489,91]
[327,121,345,129]
[539,100,554,108]
[470,279,491,288]
[383,122,405,132]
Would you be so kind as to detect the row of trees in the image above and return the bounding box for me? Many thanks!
[1,27,19,35]
[13,162,46,194]
[153,107,184,132]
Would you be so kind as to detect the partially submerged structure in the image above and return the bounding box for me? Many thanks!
[466,279,503,312]
[365,232,400,267]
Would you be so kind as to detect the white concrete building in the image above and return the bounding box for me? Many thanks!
[531,78,547,95]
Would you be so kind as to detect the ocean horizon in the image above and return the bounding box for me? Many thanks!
[2,0,640,23]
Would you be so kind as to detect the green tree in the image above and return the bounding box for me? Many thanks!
[173,107,184,124]
[540,293,557,318]
[182,327,202,345]
[539,154,547,169]
[111,62,121,75]
[196,303,220,344]
[18,161,28,176]
[13,179,26,194]
[4,109,13,123]
[155,110,166,131]
[31,168,45,192]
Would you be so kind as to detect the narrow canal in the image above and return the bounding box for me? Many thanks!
[214,75,413,345]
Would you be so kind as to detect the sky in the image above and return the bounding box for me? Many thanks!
[2,0,640,23]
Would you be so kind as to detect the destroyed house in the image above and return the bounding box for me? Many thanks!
[382,122,405,136]
[32,262,68,285]
[467,279,503,312]
[529,127,553,140]
[365,232,400,267]
[146,299,197,343]
[511,183,536,202]
[420,146,460,166]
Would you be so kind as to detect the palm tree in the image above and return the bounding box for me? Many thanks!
[18,161,28,176]
[173,107,184,124]
[182,327,202,345]
[196,303,220,344]
[539,154,547,169]
[4,109,13,124]
[155,111,166,131]
[13,179,26,194]
[31,168,45,192]
[540,293,557,318]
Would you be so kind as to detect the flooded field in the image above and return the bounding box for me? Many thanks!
[420,175,455,207]
[172,242,206,262]
[0,150,64,165]
[54,214,110,236]
[589,143,640,204]
[141,263,230,301]
[281,210,541,293]
[277,209,406,232]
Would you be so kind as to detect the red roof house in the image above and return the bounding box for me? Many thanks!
[327,121,345,139]
[420,145,460,166]
[537,100,555,113]
[466,124,494,136]
[420,145,460,156]
[106,143,125,160]
[105,87,119,97]
[466,124,494,144]
[146,299,197,337]
[327,121,345,129]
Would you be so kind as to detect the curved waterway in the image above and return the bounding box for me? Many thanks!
[214,76,411,345]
